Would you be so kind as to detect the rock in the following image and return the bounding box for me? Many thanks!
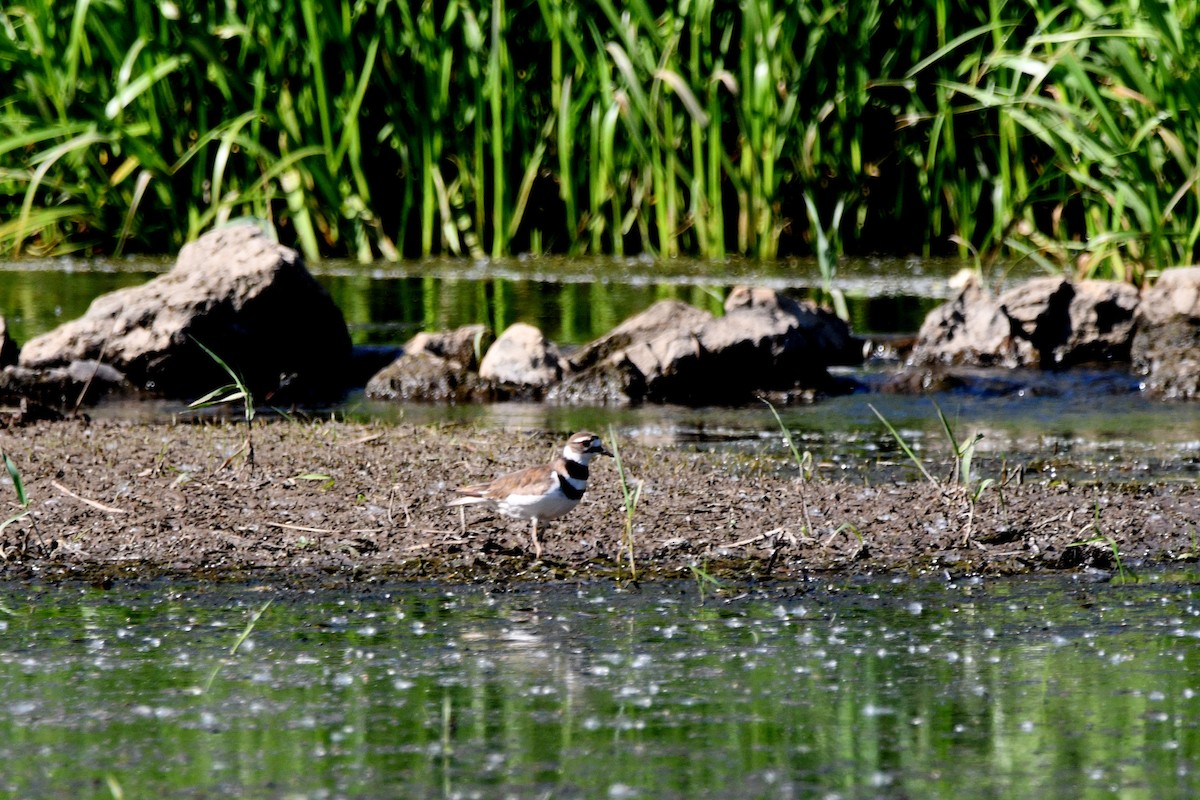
[721,285,861,365]
[568,300,712,372]
[364,350,489,403]
[1002,277,1137,367]
[1059,280,1139,365]
[909,275,1018,367]
[685,286,859,402]
[405,324,491,371]
[1133,266,1200,398]
[478,323,565,388]
[620,327,707,401]
[551,300,711,405]
[546,360,636,406]
[18,222,352,400]
[912,275,1137,368]
[996,277,1074,366]
[0,360,132,409]
[552,289,858,406]
[0,317,18,368]
[363,325,495,403]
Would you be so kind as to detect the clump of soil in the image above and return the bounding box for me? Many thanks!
[0,419,1194,585]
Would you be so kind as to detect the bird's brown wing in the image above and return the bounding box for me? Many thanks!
[458,464,556,500]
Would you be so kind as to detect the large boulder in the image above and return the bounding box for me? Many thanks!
[910,275,1029,367]
[567,299,713,372]
[405,324,490,371]
[1133,266,1200,398]
[18,222,352,400]
[911,275,1137,368]
[720,285,861,365]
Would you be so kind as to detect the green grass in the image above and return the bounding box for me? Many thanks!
[760,396,816,539]
[869,400,994,500]
[0,452,31,539]
[689,561,724,601]
[1070,498,1137,584]
[188,337,256,469]
[868,403,939,486]
[607,425,641,582]
[2,0,1199,278]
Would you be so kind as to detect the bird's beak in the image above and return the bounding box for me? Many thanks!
[596,442,614,457]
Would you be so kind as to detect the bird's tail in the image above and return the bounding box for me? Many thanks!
[445,494,490,509]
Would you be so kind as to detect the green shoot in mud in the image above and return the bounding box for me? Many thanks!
[761,396,816,541]
[869,401,993,499]
[1070,500,1136,584]
[202,599,273,693]
[826,522,867,559]
[869,403,937,485]
[0,452,29,532]
[760,397,812,480]
[870,401,996,545]
[689,562,724,602]
[932,401,995,500]
[608,426,641,582]
[0,451,38,555]
[188,338,256,469]
[295,473,335,491]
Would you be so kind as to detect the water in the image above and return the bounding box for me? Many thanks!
[1,576,1198,798]
[6,253,1190,481]
[2,258,1199,797]
[0,255,961,346]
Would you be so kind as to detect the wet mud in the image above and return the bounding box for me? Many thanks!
[0,420,1195,585]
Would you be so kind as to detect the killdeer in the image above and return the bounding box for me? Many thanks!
[448,431,612,558]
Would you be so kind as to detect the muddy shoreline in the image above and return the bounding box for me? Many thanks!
[0,420,1194,585]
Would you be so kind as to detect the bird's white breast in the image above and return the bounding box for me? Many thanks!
[497,490,580,521]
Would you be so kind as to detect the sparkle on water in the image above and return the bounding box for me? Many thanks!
[1,575,1198,799]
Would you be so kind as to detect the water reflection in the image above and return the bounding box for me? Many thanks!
[0,256,946,346]
[0,577,1198,798]
[2,255,1190,483]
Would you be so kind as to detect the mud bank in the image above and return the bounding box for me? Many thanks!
[0,420,1193,584]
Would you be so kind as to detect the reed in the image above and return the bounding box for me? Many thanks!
[607,426,641,582]
[1,0,1197,279]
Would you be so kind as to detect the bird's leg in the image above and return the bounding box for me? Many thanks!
[530,518,542,560]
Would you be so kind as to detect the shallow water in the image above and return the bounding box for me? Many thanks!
[2,575,1199,798]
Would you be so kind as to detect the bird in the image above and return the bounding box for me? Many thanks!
[447,431,612,559]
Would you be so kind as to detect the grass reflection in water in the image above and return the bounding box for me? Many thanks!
[0,576,1196,798]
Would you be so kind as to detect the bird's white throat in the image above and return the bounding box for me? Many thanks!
[564,444,598,465]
